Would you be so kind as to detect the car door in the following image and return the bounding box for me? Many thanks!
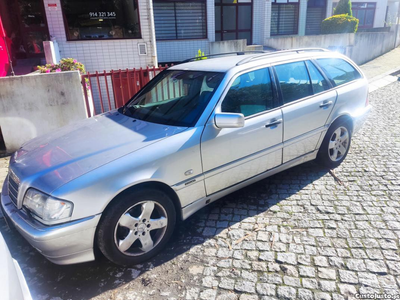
[200,67,283,195]
[274,60,337,163]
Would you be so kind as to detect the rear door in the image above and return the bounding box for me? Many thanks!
[274,60,337,163]
[201,67,283,195]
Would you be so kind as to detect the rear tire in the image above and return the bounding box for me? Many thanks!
[317,119,352,169]
[96,188,176,266]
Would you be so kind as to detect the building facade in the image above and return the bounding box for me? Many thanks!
[0,0,399,74]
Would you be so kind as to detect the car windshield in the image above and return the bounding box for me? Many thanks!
[124,70,225,127]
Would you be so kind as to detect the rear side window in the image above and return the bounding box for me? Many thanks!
[274,61,313,104]
[316,58,361,86]
[221,68,276,117]
[306,61,330,94]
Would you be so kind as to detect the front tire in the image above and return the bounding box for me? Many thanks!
[317,119,352,169]
[96,188,176,266]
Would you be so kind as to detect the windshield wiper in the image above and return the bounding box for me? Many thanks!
[120,106,132,116]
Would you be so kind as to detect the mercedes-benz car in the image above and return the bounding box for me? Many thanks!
[1,49,370,266]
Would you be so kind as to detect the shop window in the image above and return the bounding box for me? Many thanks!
[352,2,376,29]
[153,0,207,40]
[271,0,299,36]
[61,0,141,40]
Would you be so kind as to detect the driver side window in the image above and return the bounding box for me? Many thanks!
[221,68,276,117]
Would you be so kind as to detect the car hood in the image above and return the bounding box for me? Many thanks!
[10,110,187,193]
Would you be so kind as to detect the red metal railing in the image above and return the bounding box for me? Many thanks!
[81,66,169,117]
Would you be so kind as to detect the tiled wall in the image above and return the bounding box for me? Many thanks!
[43,0,155,73]
[156,40,210,63]
[298,0,307,36]
[253,0,266,45]
[265,0,272,39]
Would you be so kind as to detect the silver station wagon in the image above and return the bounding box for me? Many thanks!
[1,49,370,266]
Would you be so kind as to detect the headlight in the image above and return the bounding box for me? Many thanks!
[23,189,73,223]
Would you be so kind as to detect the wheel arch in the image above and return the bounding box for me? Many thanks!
[101,181,183,221]
[328,114,354,134]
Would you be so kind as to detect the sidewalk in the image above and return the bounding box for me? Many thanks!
[360,47,400,92]
[360,47,400,80]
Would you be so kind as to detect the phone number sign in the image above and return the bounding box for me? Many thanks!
[89,12,116,19]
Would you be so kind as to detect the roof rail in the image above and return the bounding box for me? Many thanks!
[236,48,330,66]
[178,51,266,65]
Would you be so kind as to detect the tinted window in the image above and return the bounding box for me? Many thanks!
[275,61,313,104]
[316,58,361,86]
[125,71,224,127]
[221,68,276,117]
[306,61,330,94]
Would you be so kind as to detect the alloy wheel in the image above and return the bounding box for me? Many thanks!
[328,126,349,162]
[113,201,168,256]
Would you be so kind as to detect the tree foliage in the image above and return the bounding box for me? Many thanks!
[334,0,352,16]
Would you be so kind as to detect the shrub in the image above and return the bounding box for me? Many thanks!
[334,0,352,16]
[195,49,207,60]
[37,58,90,90]
[37,58,86,74]
[321,14,359,34]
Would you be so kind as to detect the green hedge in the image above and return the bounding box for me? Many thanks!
[321,14,359,34]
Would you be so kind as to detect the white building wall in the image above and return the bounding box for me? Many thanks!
[253,0,266,45]
[326,0,334,18]
[265,0,272,39]
[386,1,399,26]
[43,0,155,72]
[207,0,216,42]
[298,0,308,35]
[370,0,388,27]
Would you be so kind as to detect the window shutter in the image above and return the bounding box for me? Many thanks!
[154,2,177,40]
[153,1,206,40]
[175,2,206,39]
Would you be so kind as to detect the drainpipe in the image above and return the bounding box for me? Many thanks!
[147,0,158,67]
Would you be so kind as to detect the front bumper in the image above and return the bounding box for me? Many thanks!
[352,105,371,135]
[1,176,101,265]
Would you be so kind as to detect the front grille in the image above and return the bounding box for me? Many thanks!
[8,171,20,207]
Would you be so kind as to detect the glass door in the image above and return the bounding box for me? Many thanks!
[215,0,252,45]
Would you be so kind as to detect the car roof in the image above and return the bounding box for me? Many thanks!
[168,49,344,73]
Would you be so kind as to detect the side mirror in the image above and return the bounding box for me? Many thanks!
[214,113,245,129]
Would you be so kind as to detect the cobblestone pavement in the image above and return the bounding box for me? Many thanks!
[1,81,400,300]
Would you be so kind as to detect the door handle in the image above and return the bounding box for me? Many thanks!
[265,119,282,128]
[319,101,333,108]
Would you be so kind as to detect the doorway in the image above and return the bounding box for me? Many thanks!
[0,0,49,75]
[14,0,49,58]
[215,0,253,45]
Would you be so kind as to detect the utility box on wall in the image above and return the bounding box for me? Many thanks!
[43,40,61,65]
